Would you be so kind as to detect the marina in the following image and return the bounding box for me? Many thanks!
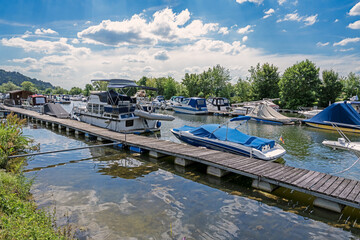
[2,103,360,215]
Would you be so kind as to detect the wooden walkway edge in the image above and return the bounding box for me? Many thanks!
[1,104,360,212]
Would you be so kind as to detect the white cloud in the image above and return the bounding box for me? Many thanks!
[10,57,37,64]
[348,20,360,29]
[333,38,360,46]
[263,8,275,19]
[349,2,360,16]
[154,50,169,61]
[237,25,254,34]
[338,48,354,52]
[72,38,80,44]
[277,11,318,26]
[35,28,58,35]
[85,21,91,25]
[303,14,318,26]
[1,37,91,56]
[236,0,263,4]
[278,0,287,5]
[218,27,229,35]
[187,39,245,55]
[78,8,219,46]
[242,36,248,42]
[316,42,329,47]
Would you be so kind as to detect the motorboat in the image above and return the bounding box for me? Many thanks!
[231,105,255,116]
[298,109,323,119]
[167,96,185,107]
[71,79,175,134]
[247,103,294,125]
[171,116,286,161]
[206,97,231,112]
[173,97,208,115]
[152,95,166,109]
[303,101,360,134]
[23,94,47,112]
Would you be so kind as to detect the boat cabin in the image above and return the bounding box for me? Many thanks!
[28,94,47,106]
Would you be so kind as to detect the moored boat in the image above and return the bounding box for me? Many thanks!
[173,97,208,115]
[246,103,294,125]
[206,97,231,112]
[303,101,360,134]
[71,79,174,134]
[171,116,286,161]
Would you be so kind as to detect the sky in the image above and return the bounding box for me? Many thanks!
[0,0,360,89]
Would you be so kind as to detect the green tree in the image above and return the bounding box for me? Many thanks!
[44,88,53,95]
[69,87,83,95]
[21,81,37,92]
[52,86,68,95]
[92,81,108,91]
[83,84,94,96]
[231,78,252,103]
[249,63,280,100]
[0,81,20,92]
[163,77,178,99]
[342,72,360,100]
[318,70,343,107]
[279,59,321,109]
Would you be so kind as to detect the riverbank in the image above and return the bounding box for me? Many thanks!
[0,113,69,239]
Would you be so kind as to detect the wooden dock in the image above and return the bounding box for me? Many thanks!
[1,104,360,213]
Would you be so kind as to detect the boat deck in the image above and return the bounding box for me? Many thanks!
[2,104,360,211]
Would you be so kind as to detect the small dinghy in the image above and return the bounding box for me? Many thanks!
[171,116,286,161]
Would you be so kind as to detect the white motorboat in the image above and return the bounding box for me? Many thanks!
[171,116,286,161]
[71,79,174,134]
[173,97,208,115]
[298,109,322,118]
[206,97,231,112]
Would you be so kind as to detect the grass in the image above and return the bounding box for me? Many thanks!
[0,113,72,239]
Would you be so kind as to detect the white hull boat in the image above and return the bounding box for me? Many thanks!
[171,116,286,161]
[173,97,208,115]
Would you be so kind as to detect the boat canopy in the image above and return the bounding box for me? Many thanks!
[173,124,275,150]
[94,89,133,104]
[184,98,207,108]
[303,101,360,127]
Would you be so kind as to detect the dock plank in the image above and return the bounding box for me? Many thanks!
[338,180,358,199]
[331,179,351,198]
[315,176,338,193]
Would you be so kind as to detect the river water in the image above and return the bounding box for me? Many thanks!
[22,103,360,239]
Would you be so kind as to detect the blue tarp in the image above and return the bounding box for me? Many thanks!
[303,102,360,127]
[173,124,275,150]
[187,98,207,108]
[230,116,251,122]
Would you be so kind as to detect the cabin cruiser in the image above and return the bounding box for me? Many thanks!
[71,79,174,134]
[206,97,231,112]
[22,94,47,113]
[173,97,208,115]
[171,116,286,161]
[152,95,166,109]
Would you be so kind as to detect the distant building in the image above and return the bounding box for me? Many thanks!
[6,90,34,105]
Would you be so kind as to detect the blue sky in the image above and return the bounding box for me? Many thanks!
[0,0,360,88]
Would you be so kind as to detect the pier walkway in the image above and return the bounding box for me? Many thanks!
[1,104,360,213]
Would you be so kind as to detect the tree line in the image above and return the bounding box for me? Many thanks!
[0,59,359,109]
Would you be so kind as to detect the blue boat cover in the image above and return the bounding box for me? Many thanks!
[230,116,251,122]
[303,102,360,126]
[187,98,207,108]
[173,124,275,150]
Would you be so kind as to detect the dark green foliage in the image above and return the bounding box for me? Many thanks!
[181,64,231,98]
[342,72,360,100]
[279,59,321,109]
[249,63,280,100]
[318,70,343,107]
[69,87,83,96]
[0,69,53,91]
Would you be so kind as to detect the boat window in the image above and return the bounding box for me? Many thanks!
[87,104,93,113]
[99,105,104,114]
[197,99,205,106]
[126,120,134,127]
[182,99,190,105]
[93,104,99,114]
[35,97,46,104]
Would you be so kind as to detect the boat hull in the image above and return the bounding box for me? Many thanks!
[171,130,285,161]
[173,106,208,115]
[305,122,360,134]
[78,113,160,134]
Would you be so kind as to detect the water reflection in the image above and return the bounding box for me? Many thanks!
[20,115,360,239]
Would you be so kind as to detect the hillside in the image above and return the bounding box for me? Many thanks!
[0,69,54,90]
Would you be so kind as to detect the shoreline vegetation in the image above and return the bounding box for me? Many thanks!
[0,113,71,239]
[1,59,359,110]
